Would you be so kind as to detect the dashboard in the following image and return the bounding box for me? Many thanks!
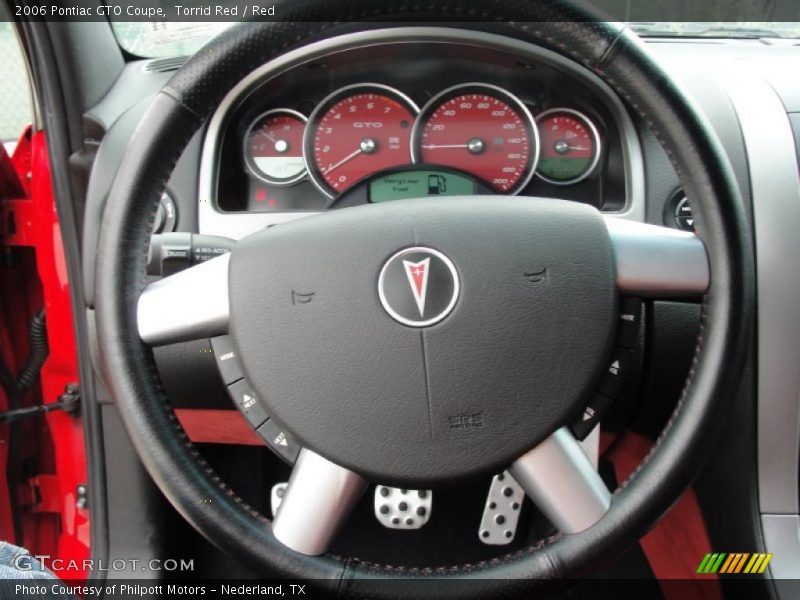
[204,31,642,238]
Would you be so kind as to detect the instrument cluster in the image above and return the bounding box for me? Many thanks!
[241,81,602,205]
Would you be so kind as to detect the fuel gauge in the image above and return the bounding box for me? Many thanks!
[535,108,601,185]
[244,109,307,185]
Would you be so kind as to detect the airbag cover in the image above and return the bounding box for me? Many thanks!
[229,197,615,484]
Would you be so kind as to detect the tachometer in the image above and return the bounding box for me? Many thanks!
[244,109,307,185]
[535,108,601,185]
[304,84,418,198]
[411,83,538,194]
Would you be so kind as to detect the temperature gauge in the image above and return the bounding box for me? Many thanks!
[535,108,601,185]
[244,109,308,185]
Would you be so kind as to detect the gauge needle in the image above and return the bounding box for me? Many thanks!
[323,148,363,175]
[423,138,485,155]
[421,144,469,149]
[568,145,589,151]
[259,130,278,143]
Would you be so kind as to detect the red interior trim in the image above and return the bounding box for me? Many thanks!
[175,409,265,446]
[605,432,723,599]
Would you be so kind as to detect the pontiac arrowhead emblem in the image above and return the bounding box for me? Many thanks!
[402,258,431,317]
[378,247,459,327]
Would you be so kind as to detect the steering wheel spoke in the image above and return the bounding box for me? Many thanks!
[137,253,230,346]
[272,449,367,556]
[604,216,709,298]
[509,427,611,534]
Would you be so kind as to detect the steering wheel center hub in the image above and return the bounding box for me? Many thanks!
[228,196,617,484]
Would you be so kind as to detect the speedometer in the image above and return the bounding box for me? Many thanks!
[304,84,418,198]
[411,83,538,194]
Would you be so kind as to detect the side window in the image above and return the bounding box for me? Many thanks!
[0,8,34,154]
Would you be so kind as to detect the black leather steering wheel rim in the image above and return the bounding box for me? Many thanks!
[95,2,753,596]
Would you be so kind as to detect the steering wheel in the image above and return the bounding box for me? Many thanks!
[96,2,752,597]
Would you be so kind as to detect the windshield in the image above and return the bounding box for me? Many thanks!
[631,22,800,38]
[111,21,800,58]
[112,22,234,57]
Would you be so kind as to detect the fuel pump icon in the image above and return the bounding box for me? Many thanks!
[428,174,447,195]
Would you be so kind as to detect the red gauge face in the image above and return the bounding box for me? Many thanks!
[415,87,537,194]
[535,110,600,184]
[245,110,307,185]
[308,89,417,196]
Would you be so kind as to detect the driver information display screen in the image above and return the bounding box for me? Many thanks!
[369,170,476,203]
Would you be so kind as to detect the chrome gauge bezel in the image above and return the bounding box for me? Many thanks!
[534,107,602,186]
[242,108,309,186]
[410,82,540,196]
[302,82,420,199]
